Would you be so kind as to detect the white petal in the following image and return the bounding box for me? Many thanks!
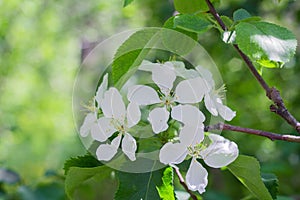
[95,73,108,106]
[175,77,209,104]
[126,102,141,128]
[148,107,169,134]
[186,158,208,194]
[204,94,218,116]
[138,60,159,72]
[96,135,121,161]
[111,134,122,147]
[91,117,116,142]
[179,125,204,147]
[200,134,239,168]
[152,65,176,94]
[101,88,126,122]
[159,142,188,165]
[169,61,199,79]
[79,113,97,137]
[171,104,205,126]
[216,102,236,121]
[195,66,215,90]
[121,133,137,161]
[127,85,161,106]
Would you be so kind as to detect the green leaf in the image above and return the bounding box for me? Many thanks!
[115,168,165,200]
[235,21,297,68]
[174,14,212,34]
[63,153,102,175]
[173,0,219,13]
[227,155,273,200]
[221,16,234,28]
[262,173,279,199]
[123,0,134,7]
[156,167,175,200]
[112,28,159,88]
[162,16,198,55]
[65,166,117,199]
[233,9,252,21]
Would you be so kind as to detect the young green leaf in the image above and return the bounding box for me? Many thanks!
[220,16,234,28]
[235,21,297,68]
[156,167,175,200]
[112,28,159,88]
[227,155,273,200]
[123,0,134,7]
[65,166,117,200]
[233,9,252,21]
[115,168,164,200]
[174,14,212,34]
[262,173,279,199]
[63,153,102,175]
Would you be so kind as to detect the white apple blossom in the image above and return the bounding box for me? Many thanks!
[159,104,206,164]
[160,133,239,194]
[95,87,141,161]
[79,73,108,137]
[79,74,140,161]
[196,66,236,121]
[127,61,210,133]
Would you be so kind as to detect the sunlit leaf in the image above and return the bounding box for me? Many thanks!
[156,167,175,200]
[235,21,297,68]
[227,155,273,200]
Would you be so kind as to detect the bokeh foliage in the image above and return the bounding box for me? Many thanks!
[1,0,300,199]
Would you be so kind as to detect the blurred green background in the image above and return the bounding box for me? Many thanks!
[0,0,300,199]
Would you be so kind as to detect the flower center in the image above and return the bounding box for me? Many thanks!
[158,89,176,109]
[111,119,127,134]
[187,137,211,158]
[213,84,226,100]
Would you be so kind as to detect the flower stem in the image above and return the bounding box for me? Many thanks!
[204,0,300,133]
[205,123,300,143]
[173,166,198,200]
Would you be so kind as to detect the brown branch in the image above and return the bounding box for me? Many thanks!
[205,123,300,143]
[205,0,300,133]
[173,166,198,200]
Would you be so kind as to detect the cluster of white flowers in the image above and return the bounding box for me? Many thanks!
[79,60,239,195]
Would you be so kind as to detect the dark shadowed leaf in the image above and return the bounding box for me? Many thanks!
[63,153,102,175]
[115,168,165,200]
[174,14,212,34]
[65,166,117,200]
[262,173,279,199]
[123,0,134,7]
